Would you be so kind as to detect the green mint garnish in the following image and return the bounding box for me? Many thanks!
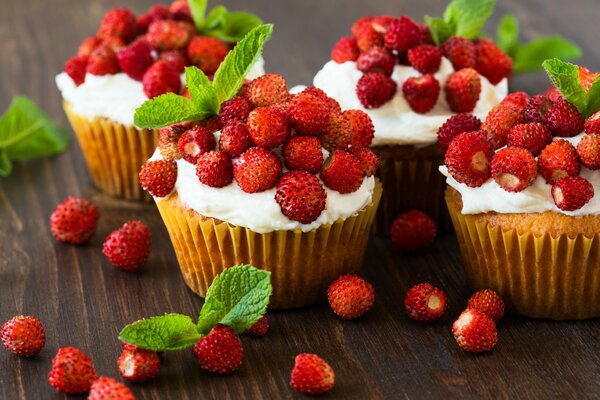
[0,96,70,177]
[134,23,273,129]
[426,0,495,45]
[119,314,202,352]
[188,0,262,42]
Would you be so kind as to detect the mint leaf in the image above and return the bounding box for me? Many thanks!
[119,313,202,352]
[496,14,519,57]
[444,0,495,39]
[134,93,211,129]
[210,12,263,42]
[543,59,587,114]
[0,149,11,177]
[212,24,273,105]
[189,0,208,31]
[197,265,272,334]
[203,5,228,30]
[514,37,582,73]
[185,66,219,115]
[585,76,600,117]
[424,16,453,45]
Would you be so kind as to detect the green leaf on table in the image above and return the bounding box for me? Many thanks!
[496,14,519,57]
[443,0,496,39]
[0,149,12,177]
[119,313,202,352]
[133,93,211,129]
[189,0,208,31]
[424,16,453,45]
[513,37,582,73]
[185,66,219,115]
[542,59,588,114]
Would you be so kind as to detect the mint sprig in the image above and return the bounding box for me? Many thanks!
[426,0,496,45]
[118,265,272,352]
[188,0,262,42]
[0,96,70,177]
[134,24,273,129]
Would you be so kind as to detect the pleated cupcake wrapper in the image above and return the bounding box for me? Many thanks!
[371,144,451,235]
[155,182,382,309]
[63,102,158,202]
[446,188,600,320]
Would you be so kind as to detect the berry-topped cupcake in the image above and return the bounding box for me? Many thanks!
[56,0,265,201]
[441,59,600,320]
[137,25,381,309]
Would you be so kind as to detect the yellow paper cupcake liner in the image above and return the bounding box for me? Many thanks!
[446,187,600,320]
[63,102,158,202]
[155,181,382,309]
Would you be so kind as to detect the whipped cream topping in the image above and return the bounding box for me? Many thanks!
[56,56,265,127]
[440,133,600,216]
[313,58,508,147]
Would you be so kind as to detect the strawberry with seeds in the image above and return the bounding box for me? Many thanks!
[234,147,282,193]
[452,309,498,353]
[537,140,580,184]
[283,136,323,174]
[356,47,396,76]
[441,36,476,70]
[507,123,552,156]
[243,315,269,336]
[178,126,216,164]
[402,74,440,114]
[552,176,594,211]
[50,197,99,244]
[344,109,374,147]
[290,353,335,395]
[445,68,481,113]
[48,347,97,394]
[468,289,505,323]
[577,133,600,169]
[103,221,152,272]
[445,132,493,187]
[356,72,397,109]
[196,151,234,188]
[491,147,538,192]
[247,106,290,148]
[404,283,447,322]
[139,159,178,197]
[321,150,364,193]
[247,73,289,107]
[118,347,160,382]
[390,210,437,252]
[327,274,375,319]
[408,44,442,74]
[331,36,359,63]
[88,377,135,400]
[193,325,244,374]
[1,316,45,356]
[275,171,327,224]
[437,114,482,152]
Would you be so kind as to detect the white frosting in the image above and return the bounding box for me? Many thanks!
[313,59,508,146]
[440,133,600,216]
[56,56,266,126]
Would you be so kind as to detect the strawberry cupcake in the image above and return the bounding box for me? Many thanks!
[441,60,600,320]
[56,1,265,201]
[312,15,510,233]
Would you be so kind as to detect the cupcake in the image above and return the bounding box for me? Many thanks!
[312,14,510,233]
[137,25,381,309]
[441,60,600,320]
[56,1,265,201]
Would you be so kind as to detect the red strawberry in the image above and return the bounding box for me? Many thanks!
[552,176,594,211]
[408,44,442,74]
[356,72,397,109]
[384,16,421,52]
[159,49,189,73]
[402,74,440,114]
[50,197,99,244]
[441,36,476,70]
[283,136,323,173]
[247,106,291,148]
[507,122,552,156]
[474,39,512,85]
[147,20,191,50]
[102,36,127,53]
[157,124,186,159]
[404,283,447,322]
[545,99,585,137]
[579,66,599,92]
[234,147,282,193]
[102,221,152,272]
[320,112,353,151]
[88,377,135,400]
[577,133,600,169]
[482,102,523,149]
[356,46,396,76]
[351,16,374,37]
[350,147,379,176]
[97,8,137,41]
[445,68,481,113]
[584,111,600,134]
[187,36,229,75]
[136,5,170,34]
[196,116,222,133]
[320,150,364,193]
[219,121,253,158]
[491,147,538,192]
[86,45,119,76]
[275,171,327,223]
[290,353,335,395]
[546,86,564,102]
[331,36,359,63]
[354,23,383,52]
[48,347,97,394]
[1,316,45,356]
[243,315,269,336]
[301,86,342,114]
[117,39,154,81]
[178,126,216,164]
[289,92,329,135]
[139,159,178,198]
[437,114,482,152]
[142,60,181,99]
[417,22,434,45]
[247,73,289,107]
[390,210,437,252]
[521,94,553,124]
[452,309,498,353]
[345,109,375,147]
[372,15,395,33]
[64,55,88,86]
[78,36,102,57]
[503,91,530,109]
[193,324,243,374]
[445,132,493,187]
[219,96,252,126]
[467,289,505,323]
[118,348,160,382]
[537,140,580,184]
[327,274,375,319]
[170,0,193,21]
[196,150,234,188]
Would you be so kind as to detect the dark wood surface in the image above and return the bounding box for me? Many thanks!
[1,0,600,399]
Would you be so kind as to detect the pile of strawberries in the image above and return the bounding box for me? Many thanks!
[441,68,600,211]
[64,1,233,99]
[140,74,379,224]
[330,15,512,113]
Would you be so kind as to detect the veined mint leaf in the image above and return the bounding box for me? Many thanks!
[210,12,263,42]
[134,93,211,129]
[189,0,208,31]
[444,0,495,39]
[197,265,272,334]
[584,75,600,118]
[119,313,202,352]
[543,59,587,114]
[424,16,453,45]
[496,14,519,57]
[514,37,582,73]
[203,5,228,31]
[186,66,219,115]
[0,149,11,177]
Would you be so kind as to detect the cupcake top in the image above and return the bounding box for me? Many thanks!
[439,59,600,216]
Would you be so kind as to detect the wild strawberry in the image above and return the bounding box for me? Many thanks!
[354,23,383,52]
[157,124,186,159]
[102,221,152,272]
[503,91,530,109]
[78,36,102,57]
[289,92,329,135]
[481,102,523,149]
[384,16,420,52]
[247,73,289,107]
[545,99,585,137]
[445,132,493,187]
[50,197,99,244]
[441,36,476,70]
[577,133,600,169]
[350,147,378,176]
[219,96,252,126]
[178,127,216,164]
[275,171,327,223]
[159,49,189,73]
[139,159,177,198]
[320,112,353,151]
[301,86,342,114]
[1,316,45,356]
[356,46,396,76]
[437,114,482,152]
[584,111,600,134]
[408,44,442,74]
[88,377,135,400]
[147,20,190,50]
[97,8,137,42]
[372,15,395,32]
[219,121,253,158]
[117,39,154,81]
[327,274,375,319]
[290,353,335,395]
[118,348,160,383]
[187,36,229,75]
[474,39,512,85]
[344,109,374,147]
[243,315,269,336]
[579,66,599,92]
[64,55,88,86]
[417,22,434,45]
[86,45,119,76]
[321,150,363,193]
[537,140,580,184]
[142,60,181,99]
[283,136,323,173]
[193,325,243,374]
[467,289,505,323]
[48,347,97,394]
[507,123,552,156]
[136,5,170,33]
[356,72,397,109]
[102,36,127,52]
[351,16,374,37]
[170,0,192,21]
[491,147,537,192]
[552,176,594,211]
[521,94,553,124]
[196,116,222,133]
[404,283,447,322]
[234,147,282,193]
[445,68,481,113]
[330,36,359,63]
[402,74,440,114]
[452,309,498,353]
[390,210,437,252]
[546,86,564,102]
[247,106,290,148]
[196,151,234,188]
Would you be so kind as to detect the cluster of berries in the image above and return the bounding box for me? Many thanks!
[140,74,379,224]
[441,71,600,211]
[330,15,512,113]
[64,1,233,99]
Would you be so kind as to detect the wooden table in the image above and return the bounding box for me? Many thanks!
[1,0,599,398]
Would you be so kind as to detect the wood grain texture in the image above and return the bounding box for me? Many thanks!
[1,0,600,399]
